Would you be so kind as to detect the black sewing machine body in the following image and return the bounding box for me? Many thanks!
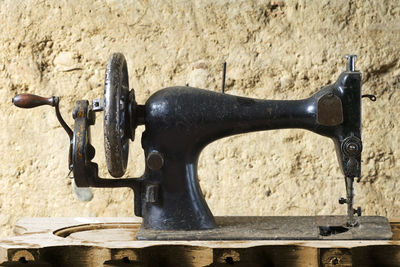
[140,71,361,230]
[13,54,392,240]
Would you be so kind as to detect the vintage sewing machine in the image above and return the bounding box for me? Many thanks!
[12,53,392,240]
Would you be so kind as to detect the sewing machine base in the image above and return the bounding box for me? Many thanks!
[1,217,399,266]
[136,216,392,240]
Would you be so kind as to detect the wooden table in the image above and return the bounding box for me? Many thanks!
[0,217,399,266]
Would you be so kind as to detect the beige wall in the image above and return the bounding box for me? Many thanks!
[0,0,399,237]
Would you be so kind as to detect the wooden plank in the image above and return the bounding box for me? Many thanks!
[0,217,399,267]
[13,217,142,236]
[136,216,393,240]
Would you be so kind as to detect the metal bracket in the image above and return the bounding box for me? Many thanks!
[71,100,143,216]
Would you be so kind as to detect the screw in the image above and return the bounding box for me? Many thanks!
[348,144,356,151]
[345,142,360,156]
[343,140,361,157]
[344,54,357,72]
[147,151,164,170]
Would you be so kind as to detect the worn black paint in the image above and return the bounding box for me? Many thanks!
[138,70,361,230]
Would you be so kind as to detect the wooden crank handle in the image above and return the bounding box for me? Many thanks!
[12,93,58,108]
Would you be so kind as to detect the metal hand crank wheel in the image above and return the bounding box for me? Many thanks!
[104,53,130,177]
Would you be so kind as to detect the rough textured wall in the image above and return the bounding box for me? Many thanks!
[0,0,399,237]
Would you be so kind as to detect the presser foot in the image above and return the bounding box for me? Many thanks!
[339,176,362,227]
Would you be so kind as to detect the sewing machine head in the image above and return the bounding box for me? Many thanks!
[12,53,377,237]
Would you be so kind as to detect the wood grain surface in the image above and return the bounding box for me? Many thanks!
[0,217,399,266]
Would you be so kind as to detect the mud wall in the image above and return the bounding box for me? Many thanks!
[0,0,399,237]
